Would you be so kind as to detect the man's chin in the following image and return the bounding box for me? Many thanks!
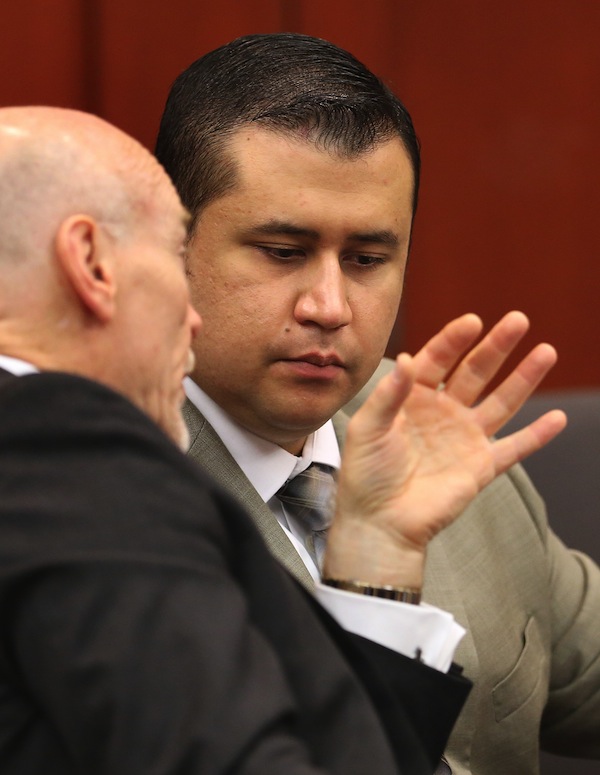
[286,395,355,428]
[261,403,344,441]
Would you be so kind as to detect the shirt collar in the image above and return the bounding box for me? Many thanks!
[0,354,38,376]
[185,378,341,502]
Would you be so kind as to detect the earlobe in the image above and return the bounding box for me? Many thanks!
[55,215,116,323]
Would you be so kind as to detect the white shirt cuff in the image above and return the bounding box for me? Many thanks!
[315,582,465,673]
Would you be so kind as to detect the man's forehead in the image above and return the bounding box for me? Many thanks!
[219,127,415,227]
[227,126,413,194]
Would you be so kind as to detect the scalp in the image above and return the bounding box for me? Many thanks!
[0,107,178,266]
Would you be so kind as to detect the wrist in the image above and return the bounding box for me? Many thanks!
[323,521,426,590]
[321,577,421,604]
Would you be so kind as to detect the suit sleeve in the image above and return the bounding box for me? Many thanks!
[507,464,600,756]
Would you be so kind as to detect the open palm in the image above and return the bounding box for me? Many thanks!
[327,312,567,584]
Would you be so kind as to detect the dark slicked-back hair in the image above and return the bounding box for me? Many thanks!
[155,32,420,233]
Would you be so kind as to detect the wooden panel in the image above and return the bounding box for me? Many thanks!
[384,1,600,388]
[94,0,285,149]
[283,0,400,76]
[0,0,87,108]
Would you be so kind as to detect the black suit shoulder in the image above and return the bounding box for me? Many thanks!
[0,371,469,774]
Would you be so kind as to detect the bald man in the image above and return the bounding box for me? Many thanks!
[0,107,564,775]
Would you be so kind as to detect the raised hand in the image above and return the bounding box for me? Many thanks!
[325,312,567,588]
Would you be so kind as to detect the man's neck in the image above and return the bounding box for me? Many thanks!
[184,378,341,503]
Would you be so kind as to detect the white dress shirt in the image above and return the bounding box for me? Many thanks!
[0,354,38,376]
[185,378,465,671]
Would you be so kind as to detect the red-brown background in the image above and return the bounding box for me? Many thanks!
[3,0,599,389]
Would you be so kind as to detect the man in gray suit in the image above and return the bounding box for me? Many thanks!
[155,33,600,774]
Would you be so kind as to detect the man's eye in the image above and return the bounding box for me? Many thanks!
[258,246,304,260]
[347,254,386,268]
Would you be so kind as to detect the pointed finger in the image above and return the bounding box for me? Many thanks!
[443,311,530,406]
[473,343,558,436]
[412,313,484,389]
[490,409,567,475]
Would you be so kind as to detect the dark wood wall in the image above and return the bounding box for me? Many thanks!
[3,0,599,389]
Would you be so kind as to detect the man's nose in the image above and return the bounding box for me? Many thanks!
[293,258,352,329]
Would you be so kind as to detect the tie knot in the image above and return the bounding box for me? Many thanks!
[276,462,336,532]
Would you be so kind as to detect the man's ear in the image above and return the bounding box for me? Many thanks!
[54,215,116,323]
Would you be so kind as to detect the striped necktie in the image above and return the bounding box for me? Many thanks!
[276,462,336,569]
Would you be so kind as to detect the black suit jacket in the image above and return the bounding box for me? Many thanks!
[0,369,470,774]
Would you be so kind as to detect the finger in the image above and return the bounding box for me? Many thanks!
[491,409,567,475]
[412,313,484,388]
[443,311,530,405]
[350,353,415,437]
[473,343,558,436]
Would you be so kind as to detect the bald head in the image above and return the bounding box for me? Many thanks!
[0,107,200,449]
[0,107,176,267]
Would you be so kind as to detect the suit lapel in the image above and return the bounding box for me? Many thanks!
[183,399,314,589]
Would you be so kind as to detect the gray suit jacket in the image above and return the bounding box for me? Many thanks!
[184,387,600,775]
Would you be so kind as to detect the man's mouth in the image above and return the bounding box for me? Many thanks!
[289,352,345,368]
[281,352,345,379]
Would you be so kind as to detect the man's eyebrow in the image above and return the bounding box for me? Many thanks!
[248,220,400,248]
[347,230,400,248]
[248,220,320,240]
